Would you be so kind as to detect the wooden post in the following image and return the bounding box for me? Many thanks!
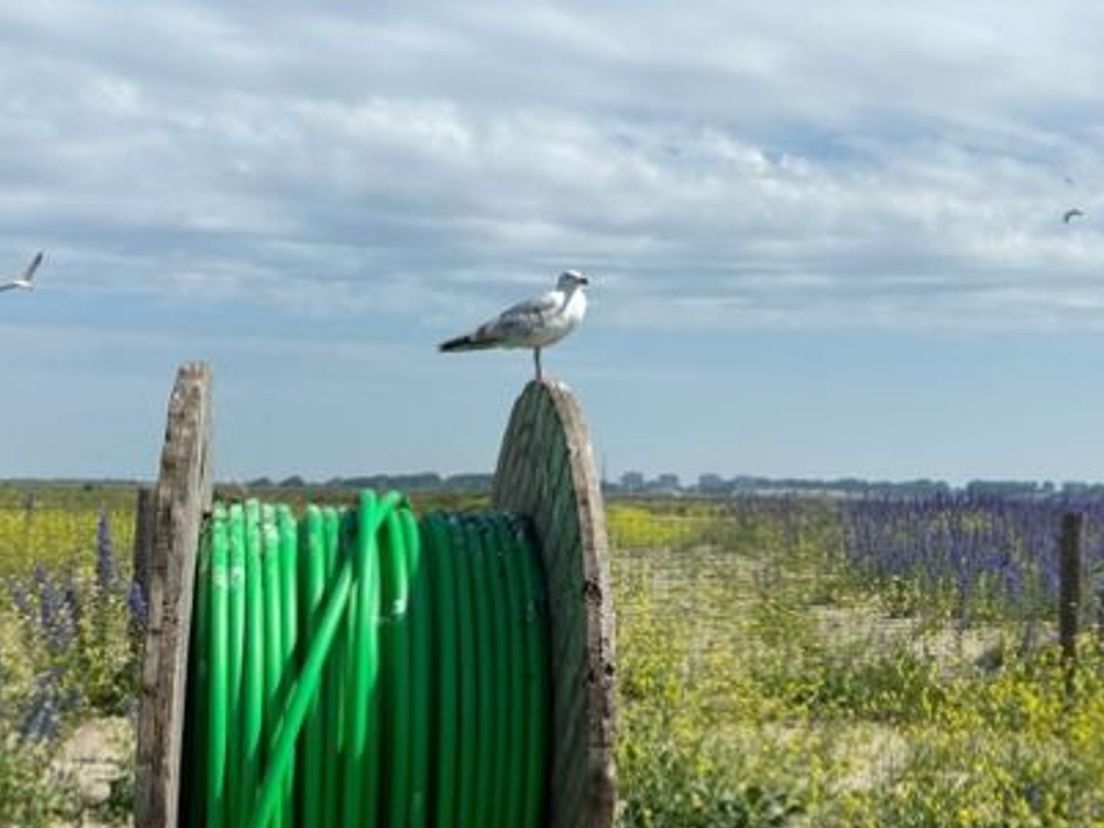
[130,485,156,648]
[132,486,155,597]
[494,379,616,828]
[134,363,213,828]
[1059,511,1081,696]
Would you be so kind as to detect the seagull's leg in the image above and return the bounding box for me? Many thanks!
[534,347,542,382]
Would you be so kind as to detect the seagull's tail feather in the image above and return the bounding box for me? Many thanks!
[438,333,500,352]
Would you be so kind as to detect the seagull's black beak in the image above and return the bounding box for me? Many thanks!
[578,276,589,286]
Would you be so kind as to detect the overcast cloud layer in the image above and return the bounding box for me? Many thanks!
[4,3,1104,482]
[4,1,1104,332]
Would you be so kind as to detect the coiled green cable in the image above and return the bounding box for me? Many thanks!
[181,491,550,828]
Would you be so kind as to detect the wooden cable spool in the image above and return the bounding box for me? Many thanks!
[494,379,617,828]
[133,363,616,827]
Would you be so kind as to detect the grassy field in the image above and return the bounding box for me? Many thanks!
[610,499,1104,827]
[2,486,1103,826]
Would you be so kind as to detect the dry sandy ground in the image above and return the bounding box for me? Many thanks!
[51,716,132,828]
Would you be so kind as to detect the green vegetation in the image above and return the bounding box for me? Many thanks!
[612,498,1104,827]
[1,487,138,827]
[2,487,1103,826]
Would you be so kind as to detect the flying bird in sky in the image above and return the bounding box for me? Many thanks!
[439,270,589,381]
[1063,208,1085,224]
[0,251,44,293]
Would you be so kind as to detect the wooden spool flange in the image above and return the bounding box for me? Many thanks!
[134,363,213,828]
[494,379,617,828]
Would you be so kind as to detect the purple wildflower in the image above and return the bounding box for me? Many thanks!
[127,579,148,629]
[19,669,62,743]
[37,573,60,638]
[96,509,116,594]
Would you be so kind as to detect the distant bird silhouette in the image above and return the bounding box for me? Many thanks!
[0,251,44,293]
[1063,208,1085,224]
[439,270,589,381]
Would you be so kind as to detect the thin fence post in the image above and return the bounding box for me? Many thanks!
[130,485,155,645]
[1059,511,1082,697]
[132,486,155,596]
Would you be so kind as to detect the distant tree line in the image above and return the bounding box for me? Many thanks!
[244,472,495,493]
[607,472,1104,499]
[13,472,1097,500]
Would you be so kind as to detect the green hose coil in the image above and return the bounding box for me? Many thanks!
[180,491,550,828]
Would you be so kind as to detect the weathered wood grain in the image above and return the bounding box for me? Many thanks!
[494,379,616,828]
[134,363,213,828]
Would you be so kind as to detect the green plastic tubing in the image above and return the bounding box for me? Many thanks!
[243,500,265,824]
[183,510,210,828]
[424,512,458,828]
[299,505,324,828]
[181,491,552,827]
[227,504,246,826]
[208,505,229,828]
[321,506,341,828]
[403,506,431,826]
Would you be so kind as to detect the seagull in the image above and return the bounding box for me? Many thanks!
[0,251,44,293]
[1063,208,1085,224]
[438,269,589,381]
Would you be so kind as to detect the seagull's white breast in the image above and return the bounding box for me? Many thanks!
[529,288,586,347]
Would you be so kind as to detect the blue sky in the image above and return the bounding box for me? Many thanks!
[3,1,1104,484]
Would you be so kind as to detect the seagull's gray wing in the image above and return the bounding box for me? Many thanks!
[22,251,43,283]
[479,289,561,339]
[0,283,16,293]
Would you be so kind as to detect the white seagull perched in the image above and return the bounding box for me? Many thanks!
[438,269,589,381]
[0,251,44,293]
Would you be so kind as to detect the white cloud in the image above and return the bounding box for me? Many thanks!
[1,0,1103,332]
